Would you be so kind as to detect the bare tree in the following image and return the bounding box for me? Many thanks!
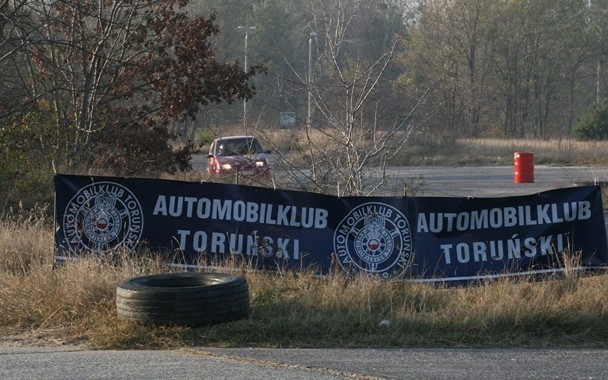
[273,0,433,196]
[0,1,38,119]
[19,0,262,174]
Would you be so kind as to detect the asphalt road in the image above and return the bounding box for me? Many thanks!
[320,165,607,197]
[1,345,608,379]
[379,165,607,197]
[192,154,608,197]
[3,163,608,379]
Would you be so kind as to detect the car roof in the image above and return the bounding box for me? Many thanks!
[214,135,256,142]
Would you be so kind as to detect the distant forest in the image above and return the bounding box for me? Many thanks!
[187,0,608,140]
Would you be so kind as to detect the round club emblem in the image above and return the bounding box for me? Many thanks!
[334,202,412,279]
[62,182,144,253]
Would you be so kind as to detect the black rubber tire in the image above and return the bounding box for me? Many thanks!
[116,272,249,326]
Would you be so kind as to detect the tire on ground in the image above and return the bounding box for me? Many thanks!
[116,272,249,326]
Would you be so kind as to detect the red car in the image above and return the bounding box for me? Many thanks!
[207,135,271,177]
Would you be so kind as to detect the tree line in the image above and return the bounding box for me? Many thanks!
[1,0,607,204]
[184,0,608,194]
[188,0,608,141]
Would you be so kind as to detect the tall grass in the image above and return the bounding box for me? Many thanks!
[4,134,608,347]
[456,138,608,166]
[253,127,608,167]
[1,212,608,349]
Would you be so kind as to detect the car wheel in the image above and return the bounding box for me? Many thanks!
[116,272,249,326]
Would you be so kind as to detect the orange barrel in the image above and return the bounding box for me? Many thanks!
[513,152,534,183]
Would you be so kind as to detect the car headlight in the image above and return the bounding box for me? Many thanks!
[221,163,233,170]
[255,161,266,167]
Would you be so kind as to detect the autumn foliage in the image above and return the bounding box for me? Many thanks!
[3,0,263,176]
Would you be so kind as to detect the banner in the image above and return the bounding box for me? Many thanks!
[54,174,608,282]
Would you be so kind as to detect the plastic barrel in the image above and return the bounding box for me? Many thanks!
[514,152,534,183]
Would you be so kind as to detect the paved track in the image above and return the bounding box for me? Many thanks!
[192,154,608,197]
[2,345,608,379]
[384,165,607,197]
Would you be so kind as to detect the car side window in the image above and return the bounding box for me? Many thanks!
[224,141,237,156]
[238,140,250,155]
[250,139,263,154]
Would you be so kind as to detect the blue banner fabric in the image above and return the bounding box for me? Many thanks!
[54,174,608,282]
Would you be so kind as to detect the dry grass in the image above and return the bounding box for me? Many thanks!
[0,209,52,276]
[3,135,608,348]
[385,136,608,166]
[456,138,608,166]
[225,124,608,168]
[1,211,608,349]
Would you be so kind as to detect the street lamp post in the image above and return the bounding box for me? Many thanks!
[307,31,317,128]
[238,25,256,127]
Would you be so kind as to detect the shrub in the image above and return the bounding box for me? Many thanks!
[573,99,608,140]
[0,113,56,211]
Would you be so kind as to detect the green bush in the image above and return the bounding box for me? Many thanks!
[573,99,608,140]
[0,113,56,211]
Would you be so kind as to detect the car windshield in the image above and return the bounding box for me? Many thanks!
[216,138,263,156]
